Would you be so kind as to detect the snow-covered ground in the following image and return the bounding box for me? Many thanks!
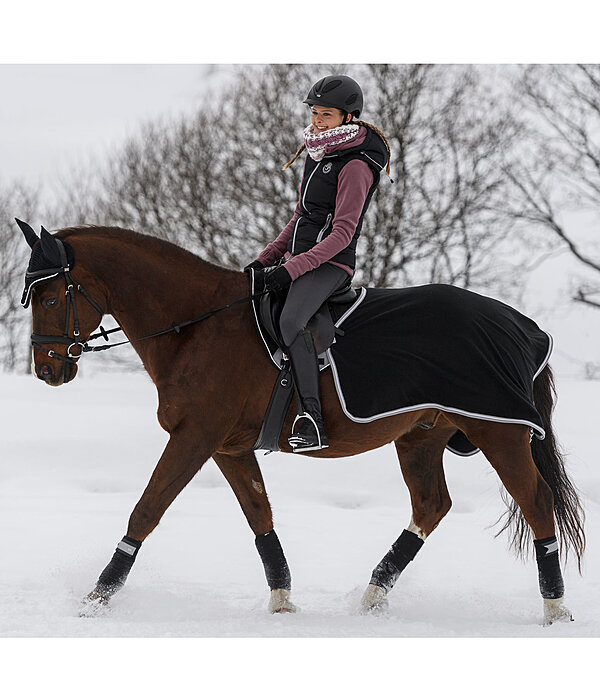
[1,367,598,639]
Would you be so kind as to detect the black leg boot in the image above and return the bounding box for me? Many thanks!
[287,329,329,452]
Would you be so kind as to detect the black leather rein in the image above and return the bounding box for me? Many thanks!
[79,289,266,358]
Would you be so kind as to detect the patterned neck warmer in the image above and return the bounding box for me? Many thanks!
[303,122,360,162]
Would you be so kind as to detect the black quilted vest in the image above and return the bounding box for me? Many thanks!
[286,127,388,270]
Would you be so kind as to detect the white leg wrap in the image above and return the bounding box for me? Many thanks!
[543,597,573,626]
[268,588,297,614]
[359,583,389,614]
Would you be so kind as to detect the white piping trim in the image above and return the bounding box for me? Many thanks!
[22,271,62,307]
[250,269,283,370]
[360,151,384,171]
[301,165,319,211]
[334,287,367,327]
[533,332,553,380]
[316,213,332,243]
[290,215,303,255]
[445,443,480,457]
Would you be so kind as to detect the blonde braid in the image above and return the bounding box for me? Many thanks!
[282,121,392,178]
[282,143,306,170]
[355,120,392,177]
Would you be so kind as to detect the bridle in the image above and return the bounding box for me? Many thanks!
[26,238,105,365]
[25,238,266,365]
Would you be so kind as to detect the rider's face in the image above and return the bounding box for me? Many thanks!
[311,106,349,133]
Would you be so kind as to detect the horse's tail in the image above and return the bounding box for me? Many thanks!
[497,364,586,571]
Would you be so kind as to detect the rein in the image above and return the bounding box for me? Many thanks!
[81,290,266,356]
[29,239,266,364]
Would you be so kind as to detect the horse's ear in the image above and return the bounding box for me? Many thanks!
[15,218,39,249]
[40,226,62,267]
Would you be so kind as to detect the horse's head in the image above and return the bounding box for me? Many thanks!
[17,220,104,386]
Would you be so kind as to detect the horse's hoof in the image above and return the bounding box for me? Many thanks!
[268,588,297,613]
[543,597,574,626]
[359,583,389,614]
[79,588,110,617]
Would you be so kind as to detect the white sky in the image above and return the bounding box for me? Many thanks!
[0,64,235,185]
[0,2,595,190]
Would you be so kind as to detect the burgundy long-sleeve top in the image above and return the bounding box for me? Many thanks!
[256,127,374,280]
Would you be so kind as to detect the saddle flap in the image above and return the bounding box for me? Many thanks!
[258,291,336,355]
[258,290,286,348]
[306,304,336,355]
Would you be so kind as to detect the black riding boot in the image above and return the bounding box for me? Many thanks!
[287,329,329,452]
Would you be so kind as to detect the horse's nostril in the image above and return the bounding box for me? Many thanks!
[41,364,51,377]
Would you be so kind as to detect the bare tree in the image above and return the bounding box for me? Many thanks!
[0,181,39,372]
[59,65,325,269]
[356,64,524,294]
[66,64,524,300]
[504,64,600,309]
[211,64,317,266]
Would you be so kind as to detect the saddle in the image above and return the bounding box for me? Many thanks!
[256,270,359,357]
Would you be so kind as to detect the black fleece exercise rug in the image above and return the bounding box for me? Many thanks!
[326,284,552,452]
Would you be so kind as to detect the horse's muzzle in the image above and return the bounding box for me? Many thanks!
[36,358,78,386]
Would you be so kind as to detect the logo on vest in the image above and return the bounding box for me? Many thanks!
[322,163,332,174]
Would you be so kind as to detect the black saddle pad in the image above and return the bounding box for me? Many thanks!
[328,284,552,449]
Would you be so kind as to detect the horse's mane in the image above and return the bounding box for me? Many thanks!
[55,225,237,277]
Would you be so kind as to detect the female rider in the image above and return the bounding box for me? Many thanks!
[245,74,391,453]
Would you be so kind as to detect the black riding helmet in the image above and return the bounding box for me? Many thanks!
[303,75,363,119]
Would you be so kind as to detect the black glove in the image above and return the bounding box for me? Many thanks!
[264,266,292,292]
[243,260,264,272]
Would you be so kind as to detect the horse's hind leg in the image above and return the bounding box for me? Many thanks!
[213,450,296,613]
[361,426,454,613]
[463,420,573,625]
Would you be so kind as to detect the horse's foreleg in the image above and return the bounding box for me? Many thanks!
[213,450,296,613]
[81,431,211,614]
[361,430,452,613]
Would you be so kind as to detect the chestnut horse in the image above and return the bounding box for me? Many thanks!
[19,223,585,625]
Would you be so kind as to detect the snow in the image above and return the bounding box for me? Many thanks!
[1,368,598,640]
[1,358,598,696]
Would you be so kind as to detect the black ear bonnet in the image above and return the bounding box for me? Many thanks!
[18,220,76,308]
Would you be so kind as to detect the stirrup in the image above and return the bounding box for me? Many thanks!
[288,413,329,453]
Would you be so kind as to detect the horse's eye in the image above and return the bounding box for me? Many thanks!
[43,297,58,309]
